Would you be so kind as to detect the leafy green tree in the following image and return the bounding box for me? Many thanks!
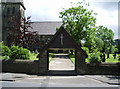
[116,39,120,54]
[96,26,114,61]
[59,1,97,44]
[94,37,104,51]
[87,51,102,63]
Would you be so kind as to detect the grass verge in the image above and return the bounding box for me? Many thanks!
[49,53,55,62]
[69,54,75,64]
[86,54,120,63]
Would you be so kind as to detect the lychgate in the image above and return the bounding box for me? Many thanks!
[37,26,88,75]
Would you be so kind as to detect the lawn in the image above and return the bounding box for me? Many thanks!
[49,53,54,62]
[69,54,75,64]
[86,54,120,63]
[105,54,120,62]
[69,54,120,64]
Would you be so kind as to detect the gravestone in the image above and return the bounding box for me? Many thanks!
[37,26,88,75]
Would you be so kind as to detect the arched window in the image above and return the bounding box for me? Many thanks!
[12,7,15,14]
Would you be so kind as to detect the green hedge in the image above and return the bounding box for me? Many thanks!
[10,46,30,60]
[0,42,11,59]
[0,42,11,57]
[0,42,30,60]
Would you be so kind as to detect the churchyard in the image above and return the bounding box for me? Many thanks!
[0,0,119,83]
[0,27,119,76]
[1,1,120,88]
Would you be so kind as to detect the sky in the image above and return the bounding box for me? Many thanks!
[23,0,119,39]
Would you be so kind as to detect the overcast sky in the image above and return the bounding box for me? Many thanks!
[23,0,119,39]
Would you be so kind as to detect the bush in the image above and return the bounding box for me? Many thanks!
[9,46,30,60]
[0,42,30,60]
[0,42,11,57]
[88,52,101,63]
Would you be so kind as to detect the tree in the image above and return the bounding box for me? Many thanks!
[96,26,114,62]
[9,16,40,51]
[59,1,97,44]
[116,39,120,54]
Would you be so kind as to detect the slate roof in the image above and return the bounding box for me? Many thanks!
[28,21,62,35]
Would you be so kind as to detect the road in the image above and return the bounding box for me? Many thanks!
[1,73,120,88]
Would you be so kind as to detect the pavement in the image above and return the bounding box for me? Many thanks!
[0,73,120,88]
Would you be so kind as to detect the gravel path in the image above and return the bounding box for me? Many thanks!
[49,54,75,70]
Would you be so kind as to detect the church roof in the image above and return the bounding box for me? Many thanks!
[28,21,62,35]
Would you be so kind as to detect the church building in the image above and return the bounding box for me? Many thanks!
[1,0,62,52]
[1,0,25,45]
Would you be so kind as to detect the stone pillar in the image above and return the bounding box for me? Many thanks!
[38,50,48,74]
[75,50,86,74]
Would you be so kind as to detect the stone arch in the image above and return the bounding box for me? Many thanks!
[37,26,88,75]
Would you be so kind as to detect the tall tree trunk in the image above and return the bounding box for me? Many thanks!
[102,53,106,62]
[107,53,109,58]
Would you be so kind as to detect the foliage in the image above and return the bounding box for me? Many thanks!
[95,26,114,61]
[49,53,55,62]
[82,47,89,54]
[94,37,104,51]
[0,42,11,57]
[87,52,102,63]
[96,26,114,53]
[29,52,38,60]
[106,54,120,62]
[116,39,120,53]
[86,54,120,63]
[59,1,116,62]
[59,1,97,44]
[8,16,40,51]
[69,54,75,64]
[9,46,30,60]
[111,46,118,54]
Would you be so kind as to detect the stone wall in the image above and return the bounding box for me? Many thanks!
[1,60,120,75]
[1,60,39,74]
[85,63,120,75]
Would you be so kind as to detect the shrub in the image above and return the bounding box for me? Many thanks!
[88,52,101,63]
[9,46,30,60]
[0,42,11,57]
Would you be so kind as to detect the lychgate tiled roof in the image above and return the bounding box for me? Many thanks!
[28,21,62,35]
